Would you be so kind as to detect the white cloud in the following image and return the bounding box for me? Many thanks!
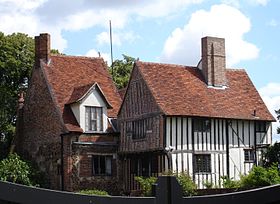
[85,49,110,65]
[267,19,278,27]
[161,4,259,66]
[0,0,204,52]
[222,0,269,7]
[259,83,280,142]
[250,0,270,6]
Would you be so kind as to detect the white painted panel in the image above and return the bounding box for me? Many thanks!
[188,119,192,150]
[172,118,176,148]
[166,117,170,147]
[171,153,176,173]
[182,118,187,150]
[177,153,182,173]
[183,153,188,172]
[70,103,80,124]
[243,121,249,146]
[177,118,182,150]
[188,153,193,175]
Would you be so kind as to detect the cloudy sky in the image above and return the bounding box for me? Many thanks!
[1,0,279,140]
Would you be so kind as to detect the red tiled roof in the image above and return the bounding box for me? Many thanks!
[43,55,122,132]
[136,61,275,121]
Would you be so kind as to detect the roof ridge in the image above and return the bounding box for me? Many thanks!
[137,60,196,68]
[226,68,246,72]
[50,54,103,60]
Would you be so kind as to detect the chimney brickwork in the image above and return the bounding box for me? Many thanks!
[35,33,50,67]
[201,36,226,87]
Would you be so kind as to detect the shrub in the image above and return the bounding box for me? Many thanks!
[240,164,280,189]
[135,172,197,197]
[203,180,214,189]
[78,189,109,196]
[175,172,197,196]
[220,176,241,189]
[0,153,32,185]
[135,176,157,196]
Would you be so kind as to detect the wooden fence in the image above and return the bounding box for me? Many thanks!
[0,176,280,204]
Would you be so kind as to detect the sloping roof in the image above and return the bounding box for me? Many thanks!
[66,82,112,108]
[136,61,275,121]
[42,55,122,132]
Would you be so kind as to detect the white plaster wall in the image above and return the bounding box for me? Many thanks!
[71,88,108,132]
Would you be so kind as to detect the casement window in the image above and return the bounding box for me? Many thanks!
[244,149,254,163]
[194,154,211,173]
[193,118,211,132]
[255,121,267,133]
[85,106,103,132]
[92,155,112,176]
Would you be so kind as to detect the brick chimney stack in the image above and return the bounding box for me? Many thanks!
[35,33,50,67]
[201,36,226,87]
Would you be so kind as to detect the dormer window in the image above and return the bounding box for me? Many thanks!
[85,106,103,132]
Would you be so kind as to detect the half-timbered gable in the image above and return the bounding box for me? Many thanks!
[118,64,164,153]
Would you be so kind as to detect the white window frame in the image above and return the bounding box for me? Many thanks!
[85,106,103,132]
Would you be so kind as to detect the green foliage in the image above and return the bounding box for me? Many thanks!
[136,172,197,197]
[239,164,280,189]
[110,54,135,89]
[0,153,32,185]
[175,172,197,196]
[0,32,34,157]
[203,180,214,189]
[264,142,280,167]
[221,176,241,189]
[135,176,157,196]
[78,189,109,196]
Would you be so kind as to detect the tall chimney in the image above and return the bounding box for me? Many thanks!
[35,33,50,67]
[201,36,226,87]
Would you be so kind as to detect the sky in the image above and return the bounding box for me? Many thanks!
[0,0,279,140]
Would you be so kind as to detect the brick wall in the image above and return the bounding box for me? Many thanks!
[16,65,65,190]
[201,36,226,87]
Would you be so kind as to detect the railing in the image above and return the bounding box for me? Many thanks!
[1,176,280,204]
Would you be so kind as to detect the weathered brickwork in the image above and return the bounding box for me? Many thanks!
[70,142,119,194]
[201,36,226,87]
[16,65,65,190]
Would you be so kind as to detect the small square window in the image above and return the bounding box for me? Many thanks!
[244,149,254,163]
[256,122,266,133]
[194,154,211,173]
[92,155,112,176]
[193,118,211,132]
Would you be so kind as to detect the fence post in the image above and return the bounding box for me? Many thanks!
[155,176,183,204]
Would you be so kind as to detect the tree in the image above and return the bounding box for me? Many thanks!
[263,142,280,167]
[0,32,35,158]
[110,54,135,89]
[276,109,280,134]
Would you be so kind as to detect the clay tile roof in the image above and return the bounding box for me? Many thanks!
[43,55,122,132]
[136,61,275,121]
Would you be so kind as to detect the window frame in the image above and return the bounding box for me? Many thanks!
[92,155,113,176]
[193,118,211,132]
[85,106,103,132]
[194,154,211,174]
[255,121,267,133]
[244,149,255,163]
